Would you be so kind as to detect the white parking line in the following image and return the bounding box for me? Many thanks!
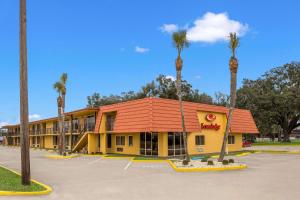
[88,157,102,165]
[124,160,132,170]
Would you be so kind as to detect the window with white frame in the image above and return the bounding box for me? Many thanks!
[128,135,133,146]
[116,136,125,146]
[195,135,205,145]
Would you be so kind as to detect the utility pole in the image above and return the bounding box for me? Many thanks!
[20,0,31,185]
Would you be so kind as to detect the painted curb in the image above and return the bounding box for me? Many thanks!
[0,165,52,196]
[167,160,247,172]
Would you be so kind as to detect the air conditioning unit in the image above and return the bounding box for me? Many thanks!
[53,145,58,149]
[36,144,40,148]
[66,146,71,150]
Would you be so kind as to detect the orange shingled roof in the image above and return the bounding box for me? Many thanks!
[95,97,259,134]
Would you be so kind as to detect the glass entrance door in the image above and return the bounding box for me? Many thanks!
[140,132,158,156]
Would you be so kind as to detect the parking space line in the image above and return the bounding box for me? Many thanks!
[88,157,102,165]
[124,159,133,170]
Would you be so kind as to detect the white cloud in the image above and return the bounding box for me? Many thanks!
[195,75,201,79]
[135,46,149,53]
[160,24,179,33]
[0,122,9,128]
[186,12,249,43]
[166,75,175,81]
[29,114,41,121]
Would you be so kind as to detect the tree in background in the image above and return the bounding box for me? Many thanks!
[237,62,300,142]
[214,92,230,106]
[53,73,68,155]
[87,74,212,107]
[172,30,190,164]
[219,33,240,162]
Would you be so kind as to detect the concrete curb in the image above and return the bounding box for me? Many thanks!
[167,160,248,172]
[0,165,52,196]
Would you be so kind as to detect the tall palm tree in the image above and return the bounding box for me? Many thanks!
[20,0,30,185]
[53,73,67,155]
[172,30,190,164]
[218,33,240,162]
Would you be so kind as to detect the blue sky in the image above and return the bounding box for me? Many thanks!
[0,0,300,126]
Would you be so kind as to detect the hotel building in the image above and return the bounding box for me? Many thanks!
[2,98,258,157]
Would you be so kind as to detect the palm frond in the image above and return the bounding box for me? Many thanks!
[53,82,63,94]
[172,30,189,56]
[228,32,239,57]
[60,73,68,85]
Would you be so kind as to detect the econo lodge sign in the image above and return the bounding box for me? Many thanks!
[200,113,220,131]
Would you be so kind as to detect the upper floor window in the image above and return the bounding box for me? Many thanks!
[106,113,116,131]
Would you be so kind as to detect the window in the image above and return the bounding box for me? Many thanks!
[228,135,235,144]
[195,135,205,145]
[168,132,185,156]
[116,136,125,146]
[128,136,133,146]
[140,132,158,156]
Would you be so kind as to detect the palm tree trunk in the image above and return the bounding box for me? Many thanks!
[218,70,237,162]
[57,102,63,155]
[176,69,190,163]
[20,0,31,185]
[61,95,66,155]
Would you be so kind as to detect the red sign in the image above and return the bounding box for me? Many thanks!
[206,113,216,122]
[201,123,220,131]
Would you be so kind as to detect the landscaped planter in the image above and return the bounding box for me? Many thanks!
[168,159,247,172]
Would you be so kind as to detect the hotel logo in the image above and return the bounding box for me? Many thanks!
[206,113,216,122]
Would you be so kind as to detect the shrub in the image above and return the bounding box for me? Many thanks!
[229,159,234,163]
[182,160,189,165]
[207,160,214,165]
[222,160,229,165]
[201,158,208,162]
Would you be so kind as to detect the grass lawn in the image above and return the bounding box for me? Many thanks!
[0,166,46,192]
[253,141,300,146]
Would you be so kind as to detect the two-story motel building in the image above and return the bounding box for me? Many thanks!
[2,98,258,157]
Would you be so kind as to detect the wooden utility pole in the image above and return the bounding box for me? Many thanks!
[20,0,31,185]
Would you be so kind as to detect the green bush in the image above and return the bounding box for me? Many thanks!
[222,160,229,165]
[201,158,208,162]
[228,159,234,163]
[182,160,189,165]
[207,160,214,165]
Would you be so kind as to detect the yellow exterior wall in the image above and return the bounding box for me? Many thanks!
[106,133,140,155]
[187,111,242,155]
[44,135,54,149]
[158,132,168,157]
[100,133,107,154]
[88,133,98,154]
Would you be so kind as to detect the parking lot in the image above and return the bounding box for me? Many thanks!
[1,146,300,200]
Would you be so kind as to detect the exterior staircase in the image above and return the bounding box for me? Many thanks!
[71,129,88,153]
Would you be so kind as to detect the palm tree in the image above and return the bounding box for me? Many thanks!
[20,0,31,185]
[218,33,240,162]
[53,73,67,155]
[172,30,190,164]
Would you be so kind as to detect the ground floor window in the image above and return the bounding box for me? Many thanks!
[195,135,205,145]
[228,135,235,144]
[128,135,133,146]
[140,132,158,156]
[168,132,185,156]
[116,136,125,146]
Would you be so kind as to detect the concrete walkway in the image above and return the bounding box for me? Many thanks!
[1,146,300,200]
